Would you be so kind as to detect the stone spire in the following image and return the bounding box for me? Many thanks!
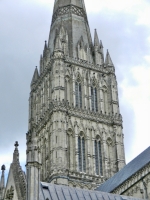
[53,0,87,13]
[48,0,93,61]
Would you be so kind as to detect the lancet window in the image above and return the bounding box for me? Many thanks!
[91,86,98,111]
[78,134,86,172]
[95,137,103,175]
[75,81,82,108]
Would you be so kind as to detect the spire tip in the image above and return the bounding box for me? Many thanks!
[14,141,19,148]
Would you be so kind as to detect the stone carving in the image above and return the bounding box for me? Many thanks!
[5,186,14,200]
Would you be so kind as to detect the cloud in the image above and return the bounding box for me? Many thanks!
[0,0,53,174]
[86,0,150,163]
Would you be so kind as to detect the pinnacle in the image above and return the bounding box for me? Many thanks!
[100,40,103,48]
[0,165,5,189]
[13,141,19,163]
[31,67,39,85]
[105,49,114,66]
[44,40,47,50]
[94,29,100,46]
[14,141,19,148]
[1,165,5,171]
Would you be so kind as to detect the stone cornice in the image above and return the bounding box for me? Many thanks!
[29,100,122,134]
[65,57,114,74]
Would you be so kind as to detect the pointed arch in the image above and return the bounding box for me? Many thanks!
[101,85,108,114]
[65,69,71,102]
[106,137,113,177]
[95,135,103,175]
[75,72,82,108]
[67,127,75,171]
[78,131,86,172]
[91,77,98,112]
[77,36,87,60]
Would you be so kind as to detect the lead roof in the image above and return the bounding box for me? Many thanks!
[40,182,142,200]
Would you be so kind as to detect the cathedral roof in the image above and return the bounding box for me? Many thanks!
[40,182,142,200]
[96,146,150,193]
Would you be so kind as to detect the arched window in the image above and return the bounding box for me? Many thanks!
[75,82,82,108]
[91,87,98,111]
[95,138,103,175]
[78,135,86,172]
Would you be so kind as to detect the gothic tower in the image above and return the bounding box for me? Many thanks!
[26,0,125,194]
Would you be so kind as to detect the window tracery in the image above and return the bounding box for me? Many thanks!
[91,86,98,112]
[78,132,86,172]
[75,75,82,108]
[95,135,103,175]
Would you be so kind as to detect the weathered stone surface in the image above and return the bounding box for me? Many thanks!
[2,142,26,200]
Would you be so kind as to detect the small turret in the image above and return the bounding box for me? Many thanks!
[0,164,6,199]
[31,66,39,86]
[0,165,5,188]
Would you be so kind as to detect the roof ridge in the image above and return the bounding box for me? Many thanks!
[96,146,150,193]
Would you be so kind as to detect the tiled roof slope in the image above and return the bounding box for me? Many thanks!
[96,146,150,193]
[40,182,142,200]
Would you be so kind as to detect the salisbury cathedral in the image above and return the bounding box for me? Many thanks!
[0,0,150,199]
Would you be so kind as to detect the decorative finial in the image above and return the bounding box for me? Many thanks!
[14,141,19,148]
[1,165,5,171]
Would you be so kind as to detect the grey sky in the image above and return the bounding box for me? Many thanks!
[0,0,150,176]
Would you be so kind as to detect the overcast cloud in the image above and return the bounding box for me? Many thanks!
[0,0,150,176]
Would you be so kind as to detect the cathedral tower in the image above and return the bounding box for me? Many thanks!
[26,0,125,192]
